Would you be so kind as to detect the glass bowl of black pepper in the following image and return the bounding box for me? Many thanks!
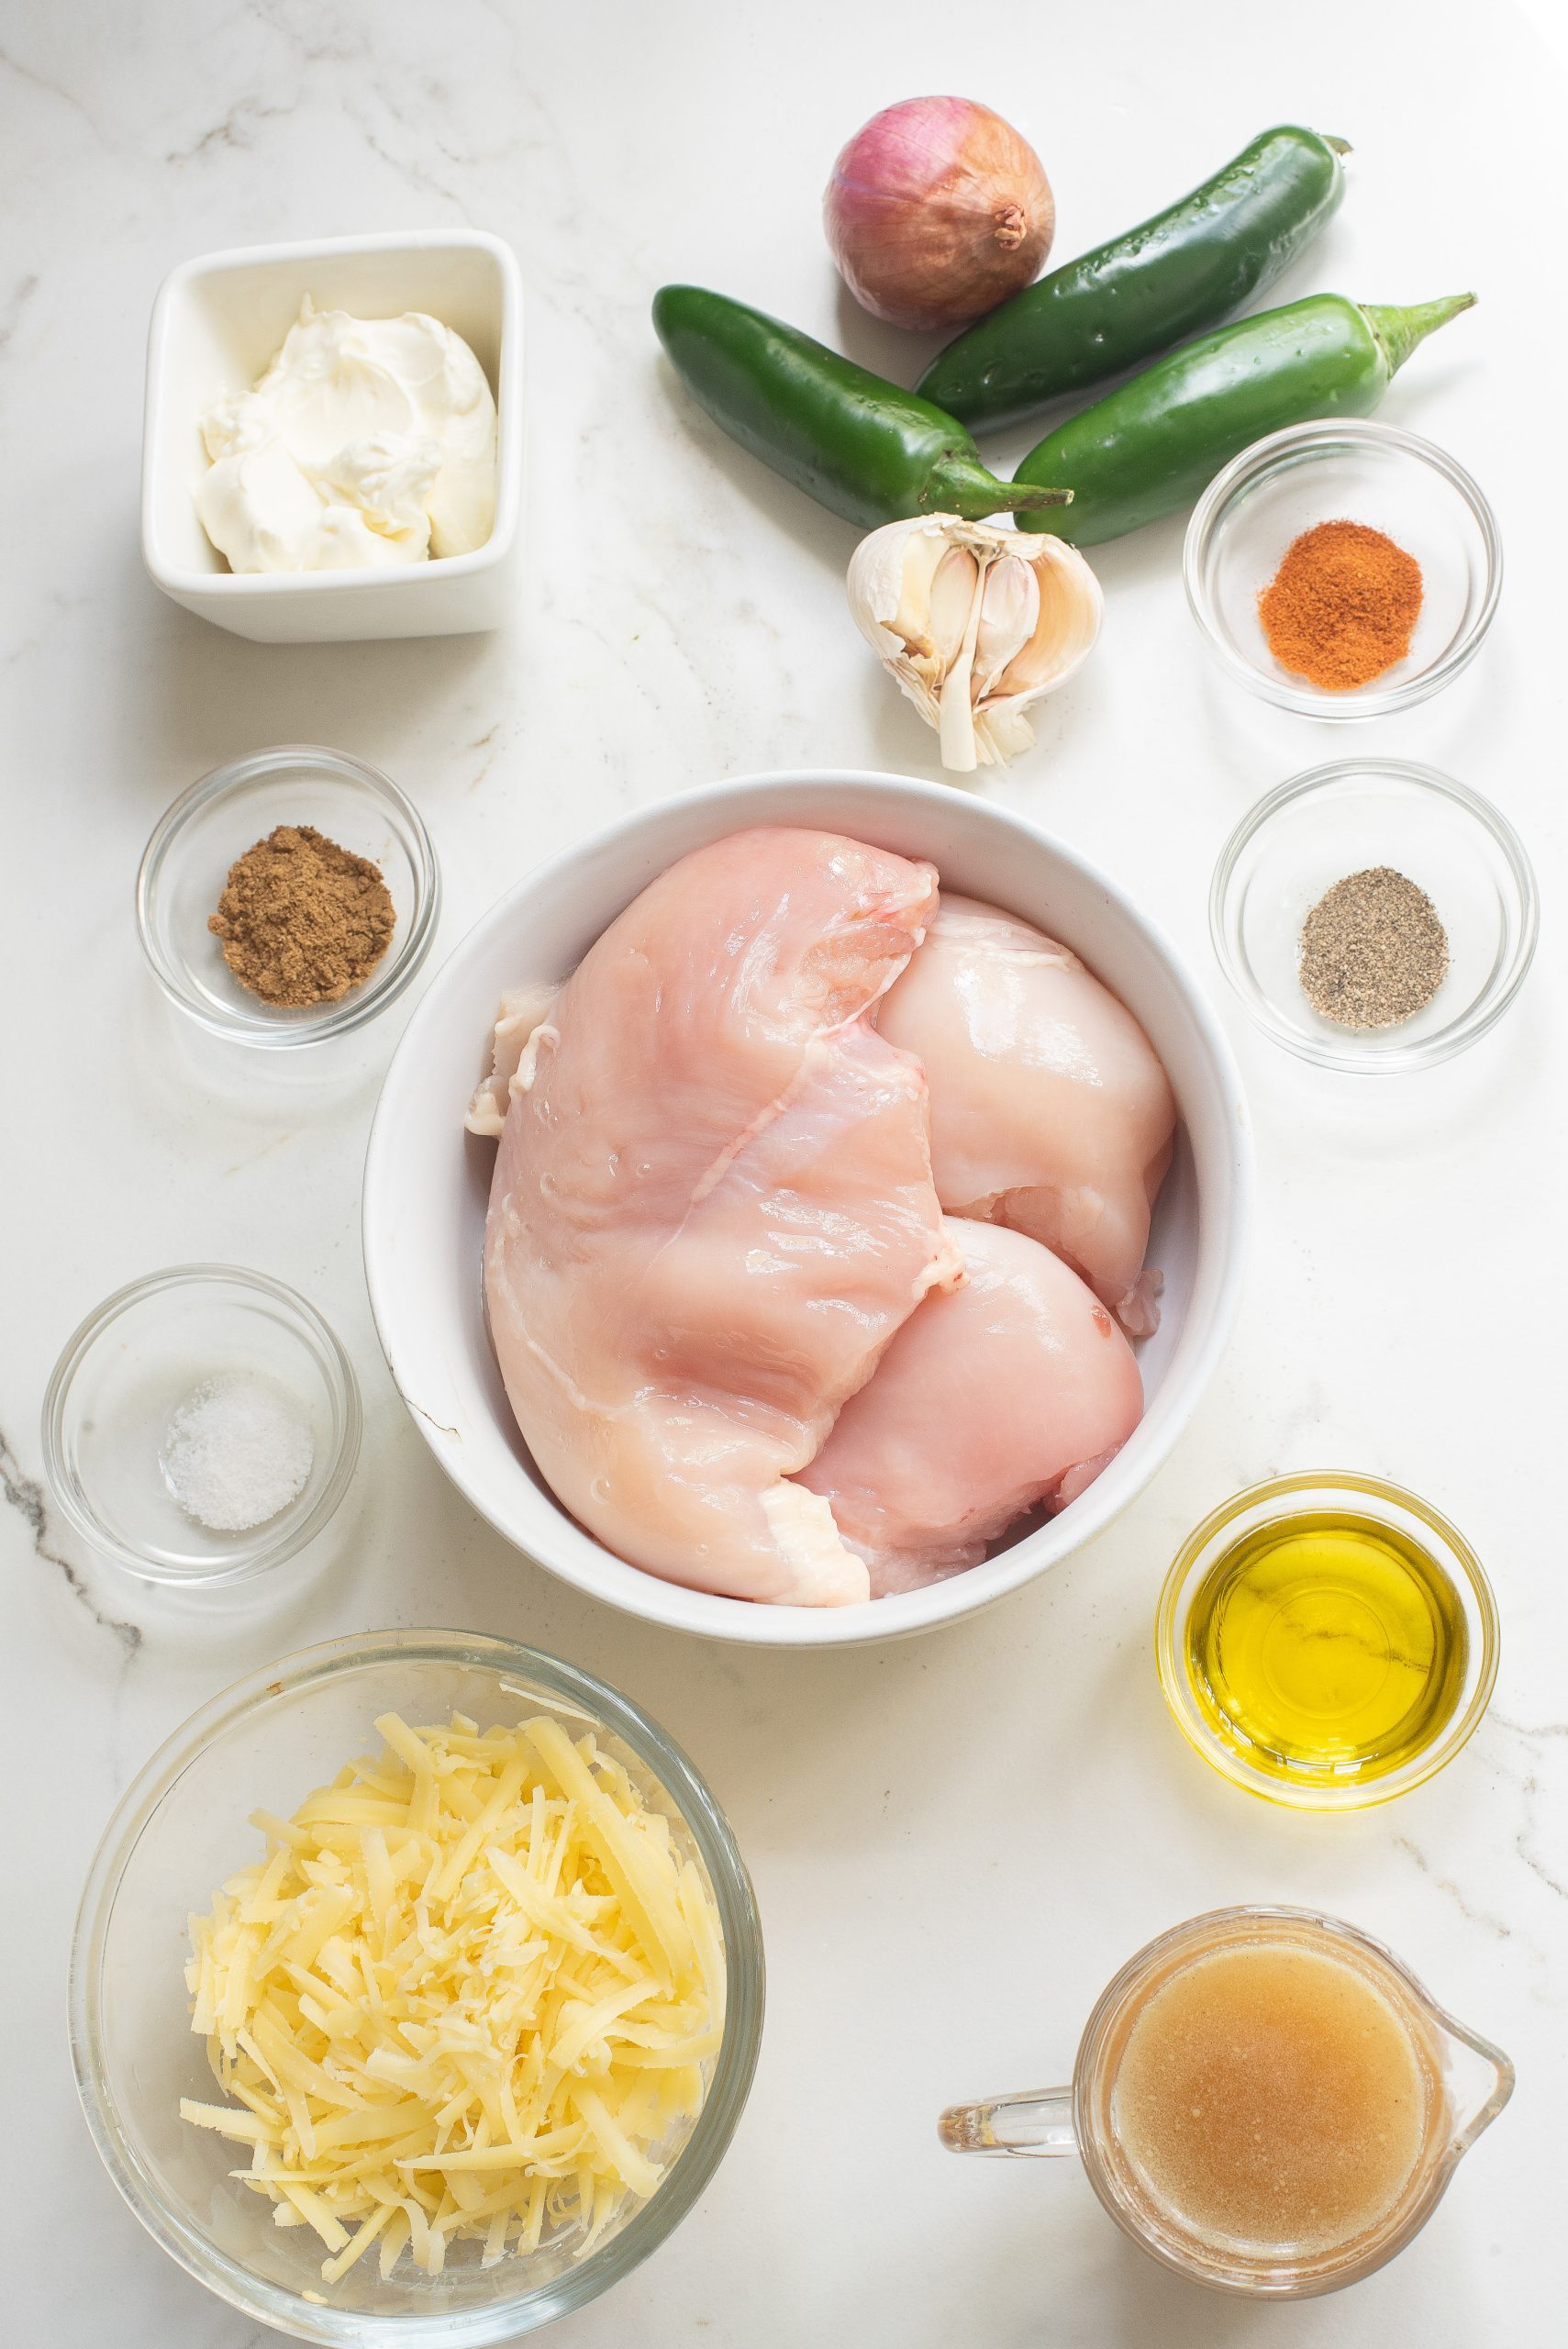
[1184,420,1502,719]
[1210,760,1538,1073]
[137,745,440,1047]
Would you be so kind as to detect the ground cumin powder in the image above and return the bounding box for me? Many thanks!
[1259,520,1423,690]
[210,825,395,1006]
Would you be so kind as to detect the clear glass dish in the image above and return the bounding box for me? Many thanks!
[1155,1473,1498,1810]
[69,1631,765,2345]
[1209,759,1538,1073]
[137,745,440,1046]
[1184,420,1501,718]
[41,1264,361,1583]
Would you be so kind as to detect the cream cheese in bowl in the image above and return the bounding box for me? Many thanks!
[196,298,498,573]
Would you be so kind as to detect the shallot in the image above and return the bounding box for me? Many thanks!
[824,97,1054,332]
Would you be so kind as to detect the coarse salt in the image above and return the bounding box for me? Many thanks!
[161,1373,314,1533]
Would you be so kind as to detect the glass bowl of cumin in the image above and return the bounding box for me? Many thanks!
[1210,760,1538,1073]
[1184,420,1501,719]
[137,746,440,1047]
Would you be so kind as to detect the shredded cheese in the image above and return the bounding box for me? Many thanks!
[181,1712,724,2287]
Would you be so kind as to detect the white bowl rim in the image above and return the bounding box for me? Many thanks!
[142,227,523,599]
[363,769,1254,1648]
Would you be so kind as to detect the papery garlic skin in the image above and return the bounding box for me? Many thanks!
[849,514,1102,772]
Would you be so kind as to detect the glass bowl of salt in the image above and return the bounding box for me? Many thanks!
[1184,419,1501,719]
[1210,759,1538,1074]
[41,1265,361,1583]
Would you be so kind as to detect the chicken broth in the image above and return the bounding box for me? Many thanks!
[1111,1940,1432,2258]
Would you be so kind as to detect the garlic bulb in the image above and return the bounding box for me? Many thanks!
[848,514,1102,772]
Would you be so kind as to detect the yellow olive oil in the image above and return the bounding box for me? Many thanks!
[1184,1511,1468,1789]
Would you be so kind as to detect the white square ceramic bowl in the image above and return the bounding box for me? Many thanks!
[141,229,522,643]
[363,771,1254,1648]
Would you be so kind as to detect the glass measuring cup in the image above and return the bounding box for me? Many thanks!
[939,1907,1512,2298]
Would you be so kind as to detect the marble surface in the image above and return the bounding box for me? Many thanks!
[2,2,1563,2342]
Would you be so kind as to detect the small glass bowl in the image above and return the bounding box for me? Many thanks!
[1155,1472,1498,1811]
[1184,420,1501,718]
[137,745,440,1047]
[41,1264,361,1584]
[1210,759,1538,1073]
[69,1631,764,2346]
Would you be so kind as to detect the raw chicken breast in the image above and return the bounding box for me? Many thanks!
[800,1219,1143,1595]
[464,983,561,1136]
[876,895,1176,1334]
[483,827,961,1607]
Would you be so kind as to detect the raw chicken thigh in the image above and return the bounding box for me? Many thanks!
[800,1219,1143,1595]
[483,828,960,1607]
[876,895,1176,1335]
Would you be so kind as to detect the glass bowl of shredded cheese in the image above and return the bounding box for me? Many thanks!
[69,1631,763,2343]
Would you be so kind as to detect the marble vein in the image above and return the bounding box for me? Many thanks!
[0,1427,142,1658]
[1394,1834,1515,1942]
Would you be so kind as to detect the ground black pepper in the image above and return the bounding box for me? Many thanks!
[1298,866,1449,1030]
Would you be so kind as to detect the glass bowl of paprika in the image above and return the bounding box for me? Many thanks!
[137,745,441,1048]
[1184,420,1501,720]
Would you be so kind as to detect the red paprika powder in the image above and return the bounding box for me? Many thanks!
[1258,519,1423,690]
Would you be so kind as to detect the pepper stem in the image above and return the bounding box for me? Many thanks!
[1362,293,1477,376]
[1322,134,1352,155]
[933,454,1071,522]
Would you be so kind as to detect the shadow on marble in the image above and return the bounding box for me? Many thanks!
[112,529,501,817]
[651,351,887,581]
[1100,2219,1497,2343]
[1231,975,1551,1174]
[124,1471,373,1660]
[125,963,413,1130]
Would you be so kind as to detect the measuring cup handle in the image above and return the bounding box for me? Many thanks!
[938,2087,1076,2157]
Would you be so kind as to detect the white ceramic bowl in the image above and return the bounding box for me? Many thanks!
[363,773,1253,1647]
[142,229,522,643]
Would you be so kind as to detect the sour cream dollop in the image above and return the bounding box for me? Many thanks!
[195,298,499,573]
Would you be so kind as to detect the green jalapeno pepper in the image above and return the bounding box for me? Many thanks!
[651,285,1070,529]
[918,125,1350,433]
[1011,292,1475,545]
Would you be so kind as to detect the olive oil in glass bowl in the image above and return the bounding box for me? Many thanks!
[1156,1474,1497,1809]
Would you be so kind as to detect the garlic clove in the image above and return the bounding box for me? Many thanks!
[992,535,1103,696]
[973,555,1040,700]
[848,513,1101,773]
[928,546,983,662]
[973,700,1040,764]
[889,525,953,656]
[846,517,947,662]
[937,553,987,773]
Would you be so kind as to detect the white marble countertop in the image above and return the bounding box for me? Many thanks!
[3,2,1563,2343]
